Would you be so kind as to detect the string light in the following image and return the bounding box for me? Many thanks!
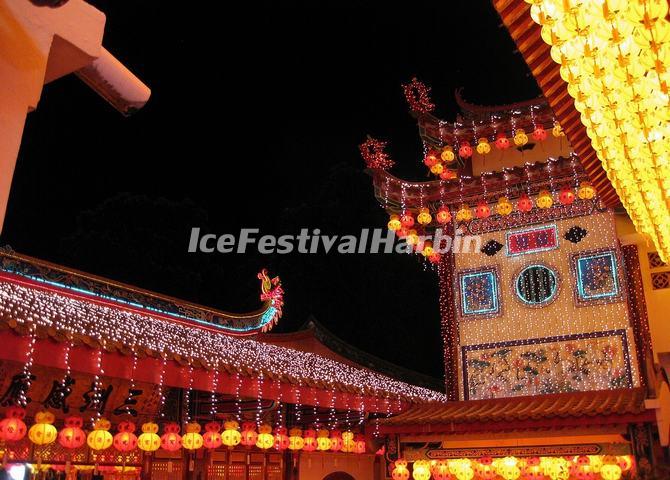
[0,280,446,405]
[255,372,264,428]
[157,356,167,419]
[18,323,36,408]
[210,362,220,418]
[184,365,194,424]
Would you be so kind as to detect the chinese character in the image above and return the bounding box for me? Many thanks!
[112,388,143,417]
[43,376,75,413]
[79,383,113,413]
[0,373,36,407]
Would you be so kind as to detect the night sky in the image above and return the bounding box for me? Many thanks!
[1,3,540,382]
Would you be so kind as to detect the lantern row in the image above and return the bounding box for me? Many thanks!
[391,454,633,480]
[385,185,596,264]
[421,126,565,180]
[0,407,366,455]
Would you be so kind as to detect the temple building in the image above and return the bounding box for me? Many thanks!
[362,73,670,480]
[3,1,670,480]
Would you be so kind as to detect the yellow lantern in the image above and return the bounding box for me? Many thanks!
[288,428,304,451]
[495,457,521,480]
[513,129,528,147]
[412,460,431,480]
[417,207,432,226]
[455,205,473,222]
[536,190,554,209]
[28,411,57,446]
[388,214,402,232]
[221,420,241,448]
[577,182,596,200]
[316,429,331,451]
[182,423,203,451]
[476,138,491,155]
[441,146,455,163]
[137,422,161,452]
[546,457,569,480]
[588,455,603,473]
[87,418,113,451]
[341,431,354,453]
[421,240,434,258]
[430,163,445,175]
[449,459,474,480]
[406,229,419,246]
[600,464,622,480]
[256,424,274,450]
[496,197,513,216]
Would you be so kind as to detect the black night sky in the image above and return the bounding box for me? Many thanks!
[1,3,540,382]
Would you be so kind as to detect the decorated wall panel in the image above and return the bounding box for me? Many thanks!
[462,330,633,400]
[452,210,638,399]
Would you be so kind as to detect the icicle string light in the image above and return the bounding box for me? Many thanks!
[18,323,37,407]
[0,280,446,404]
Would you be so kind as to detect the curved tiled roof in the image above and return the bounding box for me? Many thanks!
[0,257,447,406]
[379,388,651,434]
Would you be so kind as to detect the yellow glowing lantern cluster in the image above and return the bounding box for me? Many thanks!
[316,428,331,451]
[221,420,241,448]
[182,422,204,451]
[137,422,161,452]
[384,455,633,480]
[256,424,274,450]
[28,411,57,446]
[412,460,431,480]
[526,0,670,261]
[87,418,113,451]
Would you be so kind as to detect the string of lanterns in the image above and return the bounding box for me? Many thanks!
[421,124,564,180]
[0,408,367,455]
[386,183,596,262]
[391,455,633,480]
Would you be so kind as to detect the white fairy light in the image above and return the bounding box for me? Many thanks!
[0,281,446,405]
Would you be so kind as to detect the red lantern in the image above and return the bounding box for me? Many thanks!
[439,169,457,180]
[532,126,548,141]
[495,133,511,150]
[353,433,366,454]
[428,253,441,264]
[400,211,415,228]
[559,186,576,205]
[160,422,182,451]
[458,142,473,159]
[203,422,222,449]
[329,430,343,452]
[0,407,27,442]
[517,193,533,212]
[302,429,317,452]
[392,460,410,480]
[239,422,258,448]
[114,421,138,452]
[58,416,86,449]
[423,151,439,167]
[431,460,451,480]
[475,201,491,219]
[273,426,289,451]
[435,206,452,225]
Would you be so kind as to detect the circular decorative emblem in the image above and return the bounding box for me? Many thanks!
[515,264,559,307]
